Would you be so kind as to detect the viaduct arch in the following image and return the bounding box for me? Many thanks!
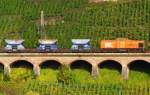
[10,60,33,69]
[39,60,62,69]
[128,60,150,78]
[0,53,149,80]
[98,60,122,72]
[70,60,92,72]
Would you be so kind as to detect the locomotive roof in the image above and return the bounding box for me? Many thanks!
[116,38,128,40]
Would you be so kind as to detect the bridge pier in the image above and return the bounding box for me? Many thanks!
[33,65,40,77]
[91,65,99,79]
[4,65,11,77]
[121,65,129,80]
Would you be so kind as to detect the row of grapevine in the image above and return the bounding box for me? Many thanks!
[22,81,150,95]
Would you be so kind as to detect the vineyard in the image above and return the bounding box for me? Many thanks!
[0,0,149,48]
[0,0,150,95]
[22,81,150,95]
[0,81,150,95]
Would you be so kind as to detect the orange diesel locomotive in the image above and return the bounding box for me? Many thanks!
[100,38,145,52]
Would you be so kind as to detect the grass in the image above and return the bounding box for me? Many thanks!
[71,69,94,83]
[10,68,33,82]
[70,68,150,84]
[0,81,23,95]
[128,70,150,84]
[97,69,123,84]
[0,72,3,81]
[1,67,150,84]
[37,69,58,82]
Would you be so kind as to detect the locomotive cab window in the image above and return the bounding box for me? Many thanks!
[138,43,144,48]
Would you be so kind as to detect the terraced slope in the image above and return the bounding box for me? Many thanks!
[0,0,149,49]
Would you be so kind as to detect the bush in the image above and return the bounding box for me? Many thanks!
[57,65,74,84]
[10,68,33,82]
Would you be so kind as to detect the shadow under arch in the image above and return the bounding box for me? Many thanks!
[10,60,33,69]
[0,63,4,72]
[98,60,122,73]
[70,60,92,72]
[128,60,150,75]
[39,60,62,70]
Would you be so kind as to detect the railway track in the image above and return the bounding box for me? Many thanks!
[0,48,147,53]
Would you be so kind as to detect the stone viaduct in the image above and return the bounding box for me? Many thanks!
[0,53,150,80]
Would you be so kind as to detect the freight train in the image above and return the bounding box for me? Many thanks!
[4,38,145,53]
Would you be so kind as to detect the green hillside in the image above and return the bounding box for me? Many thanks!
[0,0,149,49]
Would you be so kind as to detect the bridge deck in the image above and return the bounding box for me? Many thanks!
[0,53,150,57]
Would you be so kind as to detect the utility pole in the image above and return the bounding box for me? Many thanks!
[40,11,46,39]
